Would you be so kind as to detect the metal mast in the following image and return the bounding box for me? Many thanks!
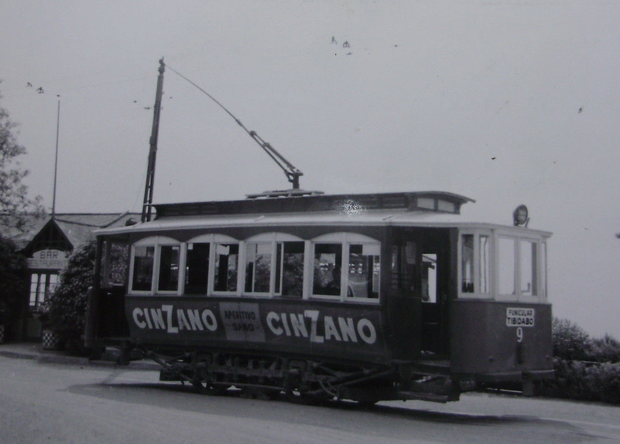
[141,58,165,223]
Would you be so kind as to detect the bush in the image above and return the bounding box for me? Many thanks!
[42,240,96,354]
[0,236,27,327]
[541,358,620,404]
[552,317,591,361]
[589,335,620,363]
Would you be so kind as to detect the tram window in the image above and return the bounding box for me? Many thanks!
[281,241,304,298]
[422,254,437,302]
[186,243,209,294]
[158,245,180,292]
[313,243,342,297]
[347,244,380,299]
[132,246,155,292]
[245,242,272,293]
[479,235,490,294]
[498,237,516,295]
[461,235,474,293]
[520,240,538,296]
[214,243,239,292]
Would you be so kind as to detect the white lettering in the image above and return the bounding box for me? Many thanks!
[290,313,309,338]
[324,316,342,341]
[338,317,357,342]
[150,308,165,329]
[133,308,147,329]
[266,312,283,335]
[176,309,191,331]
[162,305,179,334]
[201,309,218,332]
[305,310,324,343]
[357,318,377,344]
[187,309,203,331]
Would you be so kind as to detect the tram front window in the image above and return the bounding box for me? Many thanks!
[461,234,474,293]
[520,240,538,296]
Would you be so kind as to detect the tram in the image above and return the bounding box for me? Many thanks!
[85,190,553,403]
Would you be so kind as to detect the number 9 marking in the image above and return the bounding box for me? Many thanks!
[516,327,524,343]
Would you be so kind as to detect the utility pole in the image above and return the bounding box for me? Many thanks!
[141,58,165,223]
[51,98,60,219]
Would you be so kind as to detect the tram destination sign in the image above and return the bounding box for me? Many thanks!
[506,307,535,327]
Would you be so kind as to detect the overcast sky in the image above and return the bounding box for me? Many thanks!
[1,0,619,338]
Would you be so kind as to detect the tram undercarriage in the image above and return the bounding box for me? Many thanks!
[134,347,461,404]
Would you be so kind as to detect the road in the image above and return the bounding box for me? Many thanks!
[1,355,618,444]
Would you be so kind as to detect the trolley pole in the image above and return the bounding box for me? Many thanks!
[141,58,166,223]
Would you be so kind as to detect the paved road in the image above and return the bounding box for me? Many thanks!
[1,355,618,444]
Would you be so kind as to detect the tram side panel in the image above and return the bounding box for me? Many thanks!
[449,299,553,381]
[125,297,391,364]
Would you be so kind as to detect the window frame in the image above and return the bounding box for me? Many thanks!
[309,232,381,303]
[458,228,548,303]
[243,232,305,298]
[129,236,184,295]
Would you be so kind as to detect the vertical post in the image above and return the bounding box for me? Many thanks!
[52,98,61,219]
[141,58,166,223]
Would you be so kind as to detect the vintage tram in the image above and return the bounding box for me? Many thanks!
[85,190,553,403]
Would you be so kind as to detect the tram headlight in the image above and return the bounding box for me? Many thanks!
[513,205,529,227]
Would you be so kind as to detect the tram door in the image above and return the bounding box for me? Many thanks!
[94,237,131,339]
[399,228,451,357]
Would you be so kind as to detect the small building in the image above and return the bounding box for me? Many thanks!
[1,212,138,342]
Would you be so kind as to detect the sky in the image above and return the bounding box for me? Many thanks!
[1,0,619,338]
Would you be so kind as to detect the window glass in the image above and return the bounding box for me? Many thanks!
[461,234,474,293]
[498,237,515,295]
[214,243,238,292]
[186,243,209,294]
[132,246,154,292]
[245,242,272,293]
[479,235,490,294]
[347,244,380,299]
[281,241,304,298]
[520,240,538,296]
[437,200,455,213]
[422,253,437,302]
[417,198,435,210]
[48,274,59,295]
[29,273,51,309]
[158,245,180,292]
[313,243,342,296]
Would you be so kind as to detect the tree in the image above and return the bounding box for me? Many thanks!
[0,90,45,232]
[42,240,96,354]
[0,235,27,329]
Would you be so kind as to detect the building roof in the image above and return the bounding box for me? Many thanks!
[0,212,140,251]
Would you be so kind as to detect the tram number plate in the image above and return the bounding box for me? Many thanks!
[506,307,535,327]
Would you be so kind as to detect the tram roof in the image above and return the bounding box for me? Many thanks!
[96,191,551,237]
